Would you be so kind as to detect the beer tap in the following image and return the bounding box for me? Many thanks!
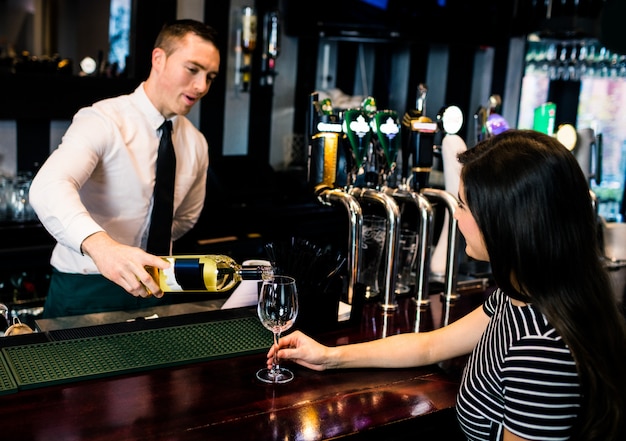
[307,93,361,307]
[473,105,488,145]
[379,106,435,329]
[413,105,467,328]
[475,94,509,144]
[341,98,403,311]
[430,105,466,278]
[331,99,402,312]
[485,94,510,136]
[371,109,401,188]
[343,107,374,188]
[401,84,438,192]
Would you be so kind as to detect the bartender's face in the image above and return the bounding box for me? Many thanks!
[454,180,489,262]
[151,33,220,118]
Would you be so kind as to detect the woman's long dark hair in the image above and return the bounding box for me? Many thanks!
[458,129,626,440]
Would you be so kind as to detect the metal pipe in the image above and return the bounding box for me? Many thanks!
[350,187,401,312]
[317,188,362,306]
[383,187,434,322]
[421,188,461,327]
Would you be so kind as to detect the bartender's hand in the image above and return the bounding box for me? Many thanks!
[267,330,332,372]
[80,231,169,298]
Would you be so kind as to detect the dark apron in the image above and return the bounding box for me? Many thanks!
[42,268,170,319]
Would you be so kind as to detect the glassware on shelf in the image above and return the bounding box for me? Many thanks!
[4,173,37,223]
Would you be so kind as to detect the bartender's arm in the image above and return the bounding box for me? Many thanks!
[80,231,169,298]
[29,109,171,298]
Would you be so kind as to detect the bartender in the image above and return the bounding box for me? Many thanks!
[29,20,220,319]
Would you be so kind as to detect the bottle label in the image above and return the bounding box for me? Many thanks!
[242,12,257,51]
[160,257,217,291]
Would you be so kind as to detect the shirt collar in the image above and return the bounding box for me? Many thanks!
[131,82,179,132]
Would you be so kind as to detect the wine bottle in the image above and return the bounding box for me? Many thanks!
[146,255,273,293]
[240,6,257,92]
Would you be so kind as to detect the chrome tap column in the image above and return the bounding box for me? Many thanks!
[384,186,434,331]
[421,188,461,328]
[349,187,401,312]
[317,189,362,306]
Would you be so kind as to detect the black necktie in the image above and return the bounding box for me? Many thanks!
[146,120,176,255]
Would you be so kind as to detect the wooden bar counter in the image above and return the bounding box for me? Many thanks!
[0,291,488,440]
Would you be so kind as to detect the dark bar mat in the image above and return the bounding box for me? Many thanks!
[0,353,18,395]
[1,315,271,391]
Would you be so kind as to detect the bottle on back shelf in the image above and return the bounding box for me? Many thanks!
[146,255,274,293]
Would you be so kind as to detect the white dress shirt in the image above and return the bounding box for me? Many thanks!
[29,83,209,274]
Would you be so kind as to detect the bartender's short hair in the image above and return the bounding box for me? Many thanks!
[154,19,218,56]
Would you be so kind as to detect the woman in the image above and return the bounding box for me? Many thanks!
[267,129,626,441]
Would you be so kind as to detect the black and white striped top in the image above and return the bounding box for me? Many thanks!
[456,288,581,441]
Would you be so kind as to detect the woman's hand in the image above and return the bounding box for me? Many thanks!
[267,330,334,372]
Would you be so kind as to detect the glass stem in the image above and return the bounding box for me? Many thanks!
[272,331,281,373]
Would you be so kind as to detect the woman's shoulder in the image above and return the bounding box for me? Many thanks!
[483,287,506,316]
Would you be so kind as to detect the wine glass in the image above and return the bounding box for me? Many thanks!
[256,275,299,384]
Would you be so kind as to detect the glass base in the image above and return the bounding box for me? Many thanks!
[256,367,294,384]
[364,285,380,300]
[395,283,411,295]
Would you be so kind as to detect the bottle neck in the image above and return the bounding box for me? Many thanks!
[239,265,274,281]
